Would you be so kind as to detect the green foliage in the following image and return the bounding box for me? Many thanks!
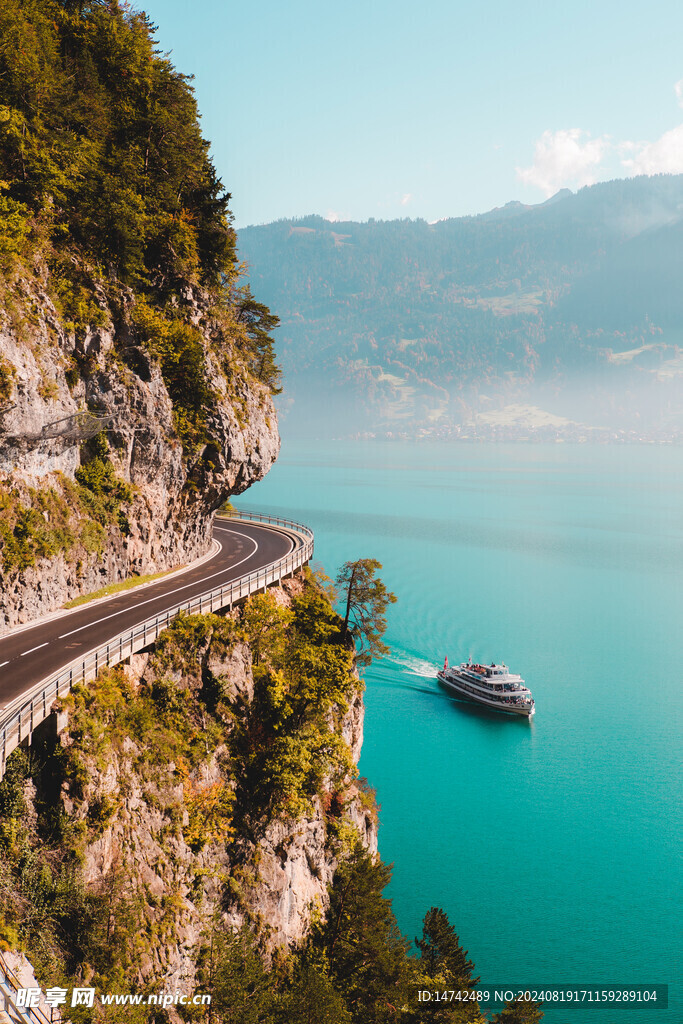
[276,955,352,1024]
[0,748,31,823]
[130,298,216,450]
[490,995,544,1023]
[0,433,133,575]
[415,907,478,987]
[0,355,14,402]
[199,924,275,1024]
[0,481,77,573]
[50,259,109,332]
[314,845,413,1023]
[234,576,358,824]
[337,558,397,666]
[0,184,30,268]
[0,0,236,288]
[411,908,484,1021]
[234,283,282,392]
[75,431,132,529]
[242,591,292,666]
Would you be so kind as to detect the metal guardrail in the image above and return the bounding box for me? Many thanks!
[0,509,313,779]
[0,949,53,1024]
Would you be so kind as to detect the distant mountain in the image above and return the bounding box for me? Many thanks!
[239,175,683,437]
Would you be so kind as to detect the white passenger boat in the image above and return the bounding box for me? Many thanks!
[437,657,535,717]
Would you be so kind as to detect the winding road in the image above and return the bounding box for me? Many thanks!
[0,516,296,709]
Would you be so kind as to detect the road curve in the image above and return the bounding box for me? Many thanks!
[0,518,294,708]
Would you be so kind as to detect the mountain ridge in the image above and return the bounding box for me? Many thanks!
[239,174,683,438]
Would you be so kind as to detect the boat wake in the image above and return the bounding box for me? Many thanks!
[368,649,449,698]
[383,650,436,679]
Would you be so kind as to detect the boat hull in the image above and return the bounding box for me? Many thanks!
[437,671,535,717]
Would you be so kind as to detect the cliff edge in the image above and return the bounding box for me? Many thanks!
[0,1,280,629]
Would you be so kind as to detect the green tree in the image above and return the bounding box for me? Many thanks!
[200,924,275,1024]
[336,559,397,666]
[410,908,484,1022]
[316,845,412,1023]
[416,907,478,987]
[235,284,282,393]
[490,996,544,1023]
[242,591,292,667]
[275,955,352,1024]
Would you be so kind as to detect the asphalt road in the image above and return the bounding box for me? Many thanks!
[0,518,294,708]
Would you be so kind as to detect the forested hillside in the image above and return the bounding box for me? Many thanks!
[239,176,683,438]
[0,0,280,624]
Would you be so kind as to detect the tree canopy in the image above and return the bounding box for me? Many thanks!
[336,558,397,665]
[0,0,235,288]
[415,907,478,987]
[0,0,282,416]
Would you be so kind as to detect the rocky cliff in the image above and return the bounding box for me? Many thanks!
[0,0,282,631]
[0,270,279,630]
[0,575,378,998]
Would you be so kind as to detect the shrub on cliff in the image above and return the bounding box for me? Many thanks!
[235,575,358,825]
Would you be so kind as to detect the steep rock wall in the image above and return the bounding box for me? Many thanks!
[47,607,376,988]
[0,274,279,630]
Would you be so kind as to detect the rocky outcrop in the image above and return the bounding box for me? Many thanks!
[0,272,279,630]
[49,621,377,990]
[223,685,377,952]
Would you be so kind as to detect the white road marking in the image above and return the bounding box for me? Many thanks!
[57,529,262,640]
[0,661,8,668]
[20,643,48,657]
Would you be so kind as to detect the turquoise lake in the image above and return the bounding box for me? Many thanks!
[239,440,682,1021]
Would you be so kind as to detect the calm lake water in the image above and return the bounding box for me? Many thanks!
[240,440,682,1022]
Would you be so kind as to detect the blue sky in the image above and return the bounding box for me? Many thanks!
[141,0,683,227]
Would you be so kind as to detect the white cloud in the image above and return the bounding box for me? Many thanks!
[518,80,683,197]
[622,124,683,175]
[400,193,413,206]
[516,128,610,197]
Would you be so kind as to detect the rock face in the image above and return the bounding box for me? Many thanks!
[0,273,279,630]
[219,687,382,949]
[53,617,377,990]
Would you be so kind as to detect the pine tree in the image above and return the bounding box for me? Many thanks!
[316,846,412,1023]
[200,924,275,1024]
[336,559,397,665]
[416,907,479,986]
[275,956,352,1024]
[490,995,544,1023]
